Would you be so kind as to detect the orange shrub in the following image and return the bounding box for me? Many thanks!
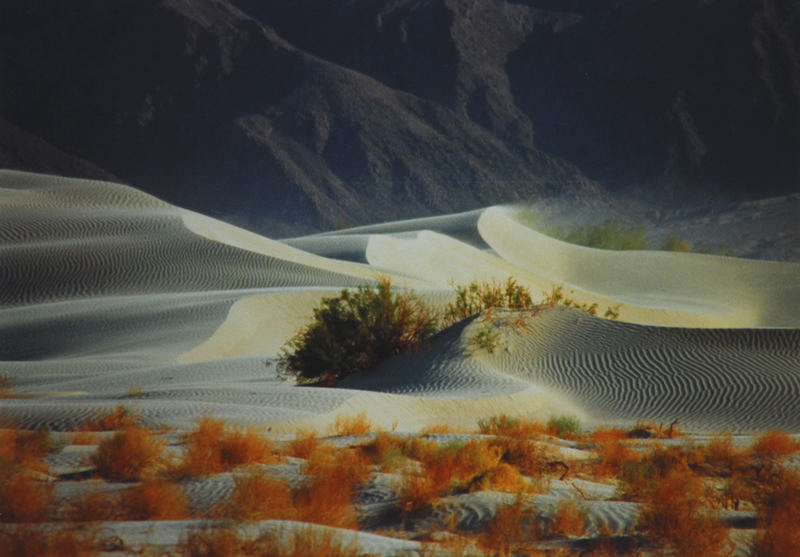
[283,428,319,459]
[750,430,800,462]
[700,434,745,476]
[594,440,640,478]
[120,480,189,520]
[0,427,55,471]
[421,424,455,434]
[66,488,120,522]
[491,437,549,477]
[420,440,500,491]
[480,495,539,556]
[80,405,139,431]
[180,417,276,476]
[360,432,407,472]
[90,425,166,481]
[295,446,371,528]
[183,526,359,557]
[637,470,729,557]
[330,412,373,436]
[183,527,243,557]
[547,500,586,538]
[478,415,546,439]
[0,525,100,557]
[217,469,296,521]
[750,470,800,557]
[589,427,629,444]
[0,473,54,522]
[398,474,440,516]
[470,462,526,493]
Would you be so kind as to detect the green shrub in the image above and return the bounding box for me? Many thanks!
[547,415,581,439]
[661,235,691,252]
[561,219,648,250]
[278,278,439,384]
[469,321,504,353]
[443,277,533,326]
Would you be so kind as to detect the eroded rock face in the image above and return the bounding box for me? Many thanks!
[1,0,797,235]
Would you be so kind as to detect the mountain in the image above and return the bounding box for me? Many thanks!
[1,0,797,235]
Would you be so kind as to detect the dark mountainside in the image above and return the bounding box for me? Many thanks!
[1,0,798,235]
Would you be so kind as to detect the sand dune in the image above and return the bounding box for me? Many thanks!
[1,169,798,436]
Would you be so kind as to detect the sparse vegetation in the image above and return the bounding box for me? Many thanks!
[278,277,439,385]
[179,416,277,477]
[547,414,582,439]
[5,411,797,556]
[89,425,166,481]
[661,234,692,252]
[443,277,534,325]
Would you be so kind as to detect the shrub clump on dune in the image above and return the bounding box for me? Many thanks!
[278,277,439,385]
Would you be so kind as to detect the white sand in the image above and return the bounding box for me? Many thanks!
[1,169,798,435]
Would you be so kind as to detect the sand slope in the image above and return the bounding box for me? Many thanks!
[1,170,799,435]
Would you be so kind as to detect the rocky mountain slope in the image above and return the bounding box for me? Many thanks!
[1,0,797,234]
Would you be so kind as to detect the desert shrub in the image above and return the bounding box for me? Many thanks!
[443,277,533,325]
[421,440,500,491]
[561,219,648,251]
[399,473,441,517]
[183,527,244,557]
[490,437,550,477]
[478,415,546,439]
[546,500,587,538]
[661,234,691,252]
[120,480,189,520]
[697,434,747,478]
[593,440,641,478]
[0,472,54,522]
[180,416,276,477]
[185,526,360,557]
[0,427,57,471]
[217,468,296,521]
[283,428,319,459]
[0,525,100,557]
[637,470,729,557]
[749,470,800,557]
[480,495,540,555]
[66,488,120,522]
[749,429,800,462]
[468,321,505,353]
[295,445,371,527]
[421,424,455,434]
[330,411,373,436]
[80,405,139,431]
[90,425,166,481]
[547,414,581,439]
[469,462,526,493]
[278,277,439,384]
[361,432,408,472]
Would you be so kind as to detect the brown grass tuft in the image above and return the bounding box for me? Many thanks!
[0,473,54,522]
[478,414,546,439]
[399,474,440,517]
[360,431,408,472]
[180,416,277,477]
[480,495,540,556]
[750,430,800,462]
[120,480,189,520]
[637,470,730,557]
[469,462,526,493]
[80,405,139,431]
[0,525,100,557]
[90,425,166,481]
[594,440,640,478]
[183,525,360,557]
[0,427,56,472]
[491,436,549,477]
[66,488,120,522]
[295,446,371,528]
[750,469,800,557]
[547,500,586,538]
[283,428,319,459]
[216,468,296,521]
[330,411,373,436]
